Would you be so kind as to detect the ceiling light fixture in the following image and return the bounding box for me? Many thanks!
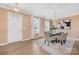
[12,3,20,12]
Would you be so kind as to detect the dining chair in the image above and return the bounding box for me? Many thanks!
[63,33,68,44]
[50,34,57,44]
[57,33,68,45]
[44,32,53,46]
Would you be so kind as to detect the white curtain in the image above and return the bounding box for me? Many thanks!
[8,12,23,43]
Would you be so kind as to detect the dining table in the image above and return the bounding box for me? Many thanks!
[49,32,63,43]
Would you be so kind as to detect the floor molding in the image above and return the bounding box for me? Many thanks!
[0,37,78,47]
[0,43,8,46]
[31,37,44,39]
[21,38,31,41]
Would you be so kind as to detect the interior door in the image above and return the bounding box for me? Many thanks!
[8,12,23,43]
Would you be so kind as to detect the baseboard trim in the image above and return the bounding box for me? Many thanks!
[0,37,78,47]
[0,38,32,46]
[0,43,8,46]
[21,38,31,41]
[31,37,44,39]
[22,37,44,41]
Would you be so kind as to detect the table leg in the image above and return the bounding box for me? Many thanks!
[55,36,57,43]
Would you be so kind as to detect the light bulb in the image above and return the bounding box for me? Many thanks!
[13,8,20,12]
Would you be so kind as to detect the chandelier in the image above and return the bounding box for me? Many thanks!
[12,3,20,12]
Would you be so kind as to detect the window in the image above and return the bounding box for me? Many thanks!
[45,20,50,32]
[32,17,40,35]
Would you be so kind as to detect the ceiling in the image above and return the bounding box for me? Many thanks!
[0,3,79,19]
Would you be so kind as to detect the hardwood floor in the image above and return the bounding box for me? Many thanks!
[0,39,79,55]
[0,39,48,55]
[71,40,79,55]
